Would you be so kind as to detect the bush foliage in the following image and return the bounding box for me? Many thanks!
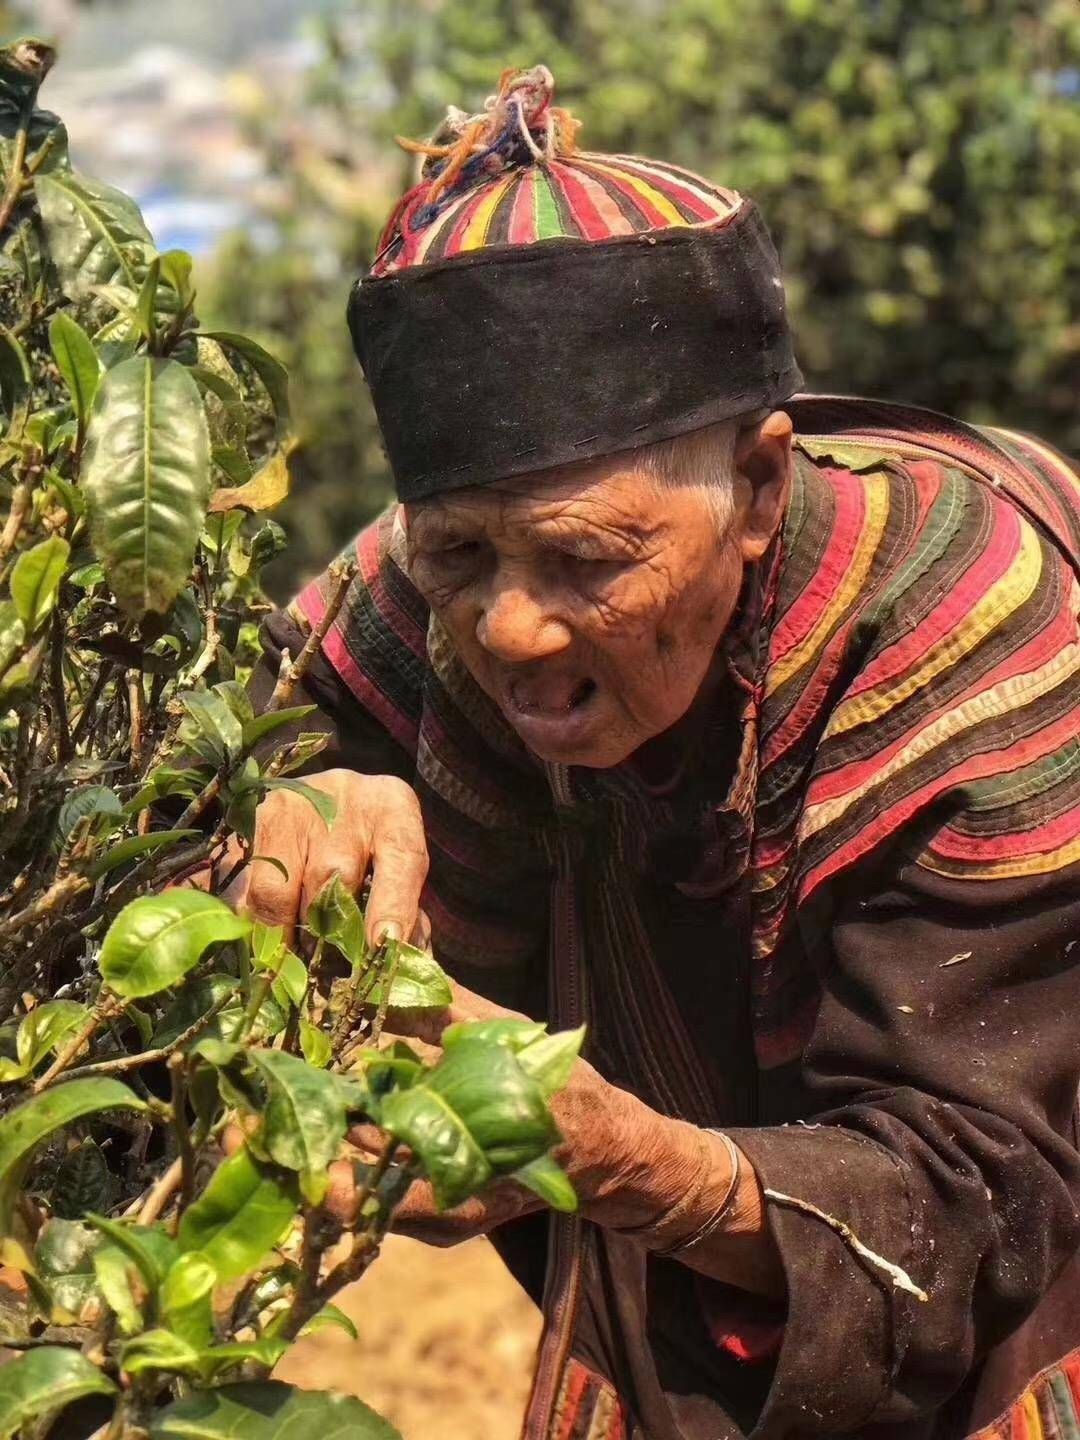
[0,39,579,1440]
[205,0,1079,592]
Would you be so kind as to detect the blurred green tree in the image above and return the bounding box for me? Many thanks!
[203,0,1080,597]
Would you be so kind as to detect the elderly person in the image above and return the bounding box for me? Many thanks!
[241,68,1080,1440]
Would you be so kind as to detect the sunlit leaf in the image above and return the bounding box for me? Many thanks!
[248,1049,346,1173]
[299,1303,358,1340]
[366,941,451,1011]
[85,1213,177,1290]
[89,827,200,879]
[36,166,153,301]
[299,1018,331,1069]
[161,1251,216,1348]
[99,891,251,999]
[209,447,291,513]
[10,535,69,632]
[0,1079,145,1235]
[516,1026,586,1100]
[177,1146,298,1283]
[240,704,316,751]
[93,1241,142,1334]
[149,1380,401,1440]
[305,873,364,967]
[16,1000,88,1071]
[513,1153,577,1213]
[83,355,210,617]
[0,1347,115,1440]
[200,330,290,435]
[48,311,100,423]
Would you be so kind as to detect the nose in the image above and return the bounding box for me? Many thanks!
[475,577,572,664]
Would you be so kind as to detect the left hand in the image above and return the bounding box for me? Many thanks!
[325,980,724,1246]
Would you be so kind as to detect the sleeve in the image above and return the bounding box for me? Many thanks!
[728,853,1080,1438]
[249,503,425,781]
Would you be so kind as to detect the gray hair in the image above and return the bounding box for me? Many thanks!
[633,419,741,532]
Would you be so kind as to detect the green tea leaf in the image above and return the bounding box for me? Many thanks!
[513,1153,577,1213]
[85,1213,177,1293]
[0,1347,115,1440]
[0,1079,145,1235]
[83,355,211,617]
[161,1252,216,1348]
[0,600,25,680]
[179,689,243,765]
[48,311,100,423]
[442,1018,546,1052]
[241,704,317,750]
[17,1000,88,1071]
[177,1147,298,1283]
[367,941,451,1011]
[10,535,69,632]
[121,1328,200,1378]
[379,1040,557,1209]
[36,166,153,301]
[305,872,364,966]
[261,778,336,830]
[159,249,194,306]
[149,1380,401,1440]
[55,784,122,848]
[89,828,200,879]
[93,1241,142,1334]
[200,330,290,435]
[0,323,30,415]
[99,891,251,999]
[135,255,161,340]
[299,1303,358,1340]
[299,1018,331,1069]
[248,1049,346,1173]
[516,1026,586,1100]
[34,1219,101,1317]
[51,1138,113,1220]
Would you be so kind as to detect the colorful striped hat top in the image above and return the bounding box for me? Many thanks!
[351,64,801,500]
[371,64,744,276]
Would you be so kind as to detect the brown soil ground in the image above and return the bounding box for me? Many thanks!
[276,1235,542,1439]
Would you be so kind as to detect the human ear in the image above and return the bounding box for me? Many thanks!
[732,410,792,562]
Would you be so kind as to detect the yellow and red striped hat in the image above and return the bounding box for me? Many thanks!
[350,66,802,500]
[372,66,742,275]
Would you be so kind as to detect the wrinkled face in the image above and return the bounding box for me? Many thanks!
[405,445,778,768]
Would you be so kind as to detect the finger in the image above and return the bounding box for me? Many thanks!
[365,795,429,948]
[298,832,371,924]
[324,1159,359,1226]
[241,797,304,944]
[409,906,432,950]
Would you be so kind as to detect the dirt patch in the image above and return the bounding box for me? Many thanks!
[277,1235,542,1439]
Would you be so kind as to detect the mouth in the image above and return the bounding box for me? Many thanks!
[508,676,596,715]
[503,675,599,750]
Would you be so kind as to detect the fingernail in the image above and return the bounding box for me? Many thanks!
[374,921,402,946]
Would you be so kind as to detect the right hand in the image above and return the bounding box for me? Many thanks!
[217,769,429,949]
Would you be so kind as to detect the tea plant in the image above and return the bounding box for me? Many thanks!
[0,38,579,1440]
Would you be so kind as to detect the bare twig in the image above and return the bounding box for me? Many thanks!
[58,990,233,1080]
[170,1055,196,1212]
[763,1188,928,1301]
[32,996,124,1093]
[0,481,32,562]
[136,1157,182,1226]
[266,557,355,713]
[49,609,72,764]
[0,872,92,951]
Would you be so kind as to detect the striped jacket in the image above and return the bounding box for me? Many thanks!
[262,396,1080,1440]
